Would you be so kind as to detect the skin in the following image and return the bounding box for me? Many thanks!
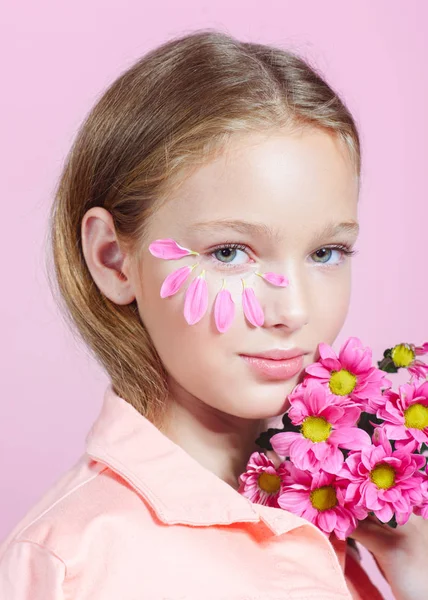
[81,127,428,597]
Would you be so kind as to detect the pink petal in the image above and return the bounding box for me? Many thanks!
[259,272,289,287]
[160,266,193,298]
[321,447,344,474]
[270,431,299,457]
[415,342,428,355]
[374,503,394,523]
[329,427,371,450]
[149,238,197,259]
[214,287,235,333]
[318,342,339,362]
[277,490,309,513]
[183,273,208,325]
[333,405,361,427]
[242,285,264,326]
[311,441,330,461]
[304,364,332,379]
[317,509,337,534]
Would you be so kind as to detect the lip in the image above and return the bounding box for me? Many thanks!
[241,348,307,361]
[239,349,306,381]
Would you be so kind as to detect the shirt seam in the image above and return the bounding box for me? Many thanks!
[11,462,109,543]
[7,538,67,580]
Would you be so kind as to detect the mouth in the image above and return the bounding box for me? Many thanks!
[239,350,306,381]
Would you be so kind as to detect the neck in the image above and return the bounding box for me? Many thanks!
[159,379,267,491]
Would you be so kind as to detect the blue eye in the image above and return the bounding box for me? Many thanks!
[311,245,356,265]
[210,244,251,268]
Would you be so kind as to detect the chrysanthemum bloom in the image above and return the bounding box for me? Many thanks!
[304,337,392,413]
[277,464,365,539]
[377,381,428,452]
[338,428,426,525]
[270,379,370,474]
[238,452,290,507]
[391,342,428,381]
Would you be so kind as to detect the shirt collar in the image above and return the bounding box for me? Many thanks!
[85,384,310,536]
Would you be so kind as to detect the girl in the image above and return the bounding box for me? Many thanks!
[0,28,425,600]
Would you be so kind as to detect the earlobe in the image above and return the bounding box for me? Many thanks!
[81,207,136,306]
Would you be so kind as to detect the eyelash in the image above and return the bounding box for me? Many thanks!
[207,242,358,270]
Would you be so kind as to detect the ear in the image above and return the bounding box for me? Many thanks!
[81,207,136,305]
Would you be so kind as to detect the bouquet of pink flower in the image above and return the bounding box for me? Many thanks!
[238,337,428,540]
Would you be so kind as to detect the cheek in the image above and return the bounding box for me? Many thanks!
[312,268,352,342]
[137,267,245,376]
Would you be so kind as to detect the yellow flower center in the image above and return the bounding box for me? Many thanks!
[310,486,338,511]
[329,369,357,396]
[258,472,281,494]
[301,416,332,443]
[391,344,415,368]
[370,463,396,489]
[404,403,428,430]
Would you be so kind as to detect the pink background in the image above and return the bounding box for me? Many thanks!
[1,2,427,598]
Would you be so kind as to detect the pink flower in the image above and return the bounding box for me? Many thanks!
[255,271,289,287]
[160,264,198,298]
[270,379,370,474]
[238,452,290,507]
[304,337,392,413]
[241,280,264,327]
[183,270,208,325]
[149,238,198,259]
[214,281,235,333]
[338,428,426,525]
[277,464,364,539]
[377,381,428,452]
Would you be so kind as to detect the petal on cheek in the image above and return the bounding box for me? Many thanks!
[160,266,193,298]
[214,288,235,333]
[259,272,289,287]
[242,286,264,327]
[183,274,209,325]
[149,238,197,259]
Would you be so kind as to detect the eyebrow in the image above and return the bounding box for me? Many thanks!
[191,218,359,243]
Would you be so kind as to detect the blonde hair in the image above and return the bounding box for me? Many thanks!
[46,29,361,427]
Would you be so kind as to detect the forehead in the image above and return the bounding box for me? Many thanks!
[155,128,359,236]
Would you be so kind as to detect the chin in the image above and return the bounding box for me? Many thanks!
[224,388,294,420]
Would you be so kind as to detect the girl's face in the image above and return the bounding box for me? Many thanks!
[132,128,359,420]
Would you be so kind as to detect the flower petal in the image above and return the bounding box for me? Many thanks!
[317,509,337,534]
[149,238,197,259]
[374,503,394,523]
[270,431,299,457]
[214,288,235,333]
[183,273,208,324]
[321,447,344,474]
[160,266,192,298]
[329,427,371,450]
[242,286,264,326]
[260,272,289,287]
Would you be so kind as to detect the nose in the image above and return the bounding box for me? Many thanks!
[261,274,309,332]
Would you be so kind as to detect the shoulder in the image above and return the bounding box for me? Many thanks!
[0,454,156,568]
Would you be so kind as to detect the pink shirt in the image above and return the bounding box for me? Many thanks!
[0,384,384,599]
